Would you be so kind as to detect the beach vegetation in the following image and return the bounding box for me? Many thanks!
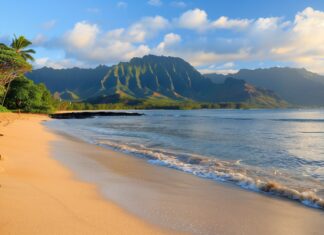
[0,35,55,113]
[53,97,282,111]
[3,76,55,113]
[0,105,9,112]
[0,43,32,87]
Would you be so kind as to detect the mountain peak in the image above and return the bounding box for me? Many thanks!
[27,55,285,107]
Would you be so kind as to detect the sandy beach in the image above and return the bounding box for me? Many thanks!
[0,113,176,235]
[1,113,324,235]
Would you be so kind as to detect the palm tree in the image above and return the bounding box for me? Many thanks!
[1,36,34,106]
[11,35,35,61]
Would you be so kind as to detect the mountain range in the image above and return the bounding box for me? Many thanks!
[26,54,324,107]
[205,67,324,106]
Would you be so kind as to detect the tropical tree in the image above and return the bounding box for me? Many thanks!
[4,76,55,113]
[0,36,34,105]
[10,35,35,61]
[0,44,32,86]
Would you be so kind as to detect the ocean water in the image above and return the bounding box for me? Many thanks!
[47,109,324,209]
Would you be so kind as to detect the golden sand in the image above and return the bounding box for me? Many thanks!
[0,113,176,235]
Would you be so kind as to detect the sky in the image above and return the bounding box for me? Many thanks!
[1,0,324,74]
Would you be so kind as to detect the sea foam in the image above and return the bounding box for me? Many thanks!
[96,140,324,210]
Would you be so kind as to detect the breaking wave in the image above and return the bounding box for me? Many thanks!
[96,140,324,210]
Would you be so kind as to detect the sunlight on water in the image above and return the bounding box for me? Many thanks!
[47,109,324,209]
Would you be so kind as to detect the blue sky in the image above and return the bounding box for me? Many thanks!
[1,0,324,73]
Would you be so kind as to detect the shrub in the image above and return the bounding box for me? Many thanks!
[4,76,55,113]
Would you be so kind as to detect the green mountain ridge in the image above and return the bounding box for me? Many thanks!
[27,55,285,107]
[205,67,324,106]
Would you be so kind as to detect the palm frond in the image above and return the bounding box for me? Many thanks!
[10,35,35,62]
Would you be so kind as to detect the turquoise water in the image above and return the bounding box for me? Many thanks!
[48,109,324,209]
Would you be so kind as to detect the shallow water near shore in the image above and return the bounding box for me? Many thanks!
[46,109,324,209]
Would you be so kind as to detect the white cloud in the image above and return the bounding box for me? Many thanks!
[177,9,251,31]
[64,21,99,49]
[177,8,209,30]
[35,7,324,74]
[156,33,181,52]
[34,57,87,69]
[57,20,155,64]
[199,68,238,75]
[198,62,237,74]
[117,1,128,8]
[269,7,324,73]
[254,17,281,30]
[212,16,251,29]
[182,49,250,67]
[128,16,169,42]
[148,0,162,6]
[221,62,235,68]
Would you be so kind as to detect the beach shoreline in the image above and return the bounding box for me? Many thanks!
[1,113,324,235]
[0,113,177,235]
[47,116,324,235]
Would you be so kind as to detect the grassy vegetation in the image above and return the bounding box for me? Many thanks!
[0,105,9,112]
[54,95,287,111]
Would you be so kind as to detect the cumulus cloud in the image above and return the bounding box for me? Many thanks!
[156,33,181,52]
[34,57,87,69]
[127,16,169,42]
[177,8,209,30]
[52,19,161,64]
[198,62,238,74]
[268,7,324,73]
[172,7,324,73]
[34,7,324,74]
[64,21,99,49]
[212,16,251,29]
[177,8,252,31]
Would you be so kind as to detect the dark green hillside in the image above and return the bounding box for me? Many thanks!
[99,55,215,101]
[205,67,324,106]
[27,55,285,108]
[27,65,109,99]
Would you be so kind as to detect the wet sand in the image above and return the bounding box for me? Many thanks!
[49,123,324,235]
[1,113,323,235]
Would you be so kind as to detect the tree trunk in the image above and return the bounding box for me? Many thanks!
[1,80,11,106]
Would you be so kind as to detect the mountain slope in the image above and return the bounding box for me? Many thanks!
[99,55,218,101]
[27,55,284,107]
[205,67,324,106]
[27,65,110,99]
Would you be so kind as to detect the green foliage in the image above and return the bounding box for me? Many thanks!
[0,105,9,112]
[11,35,35,61]
[0,44,32,86]
[0,35,54,113]
[0,85,5,97]
[27,55,287,108]
[55,97,285,111]
[4,76,55,113]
